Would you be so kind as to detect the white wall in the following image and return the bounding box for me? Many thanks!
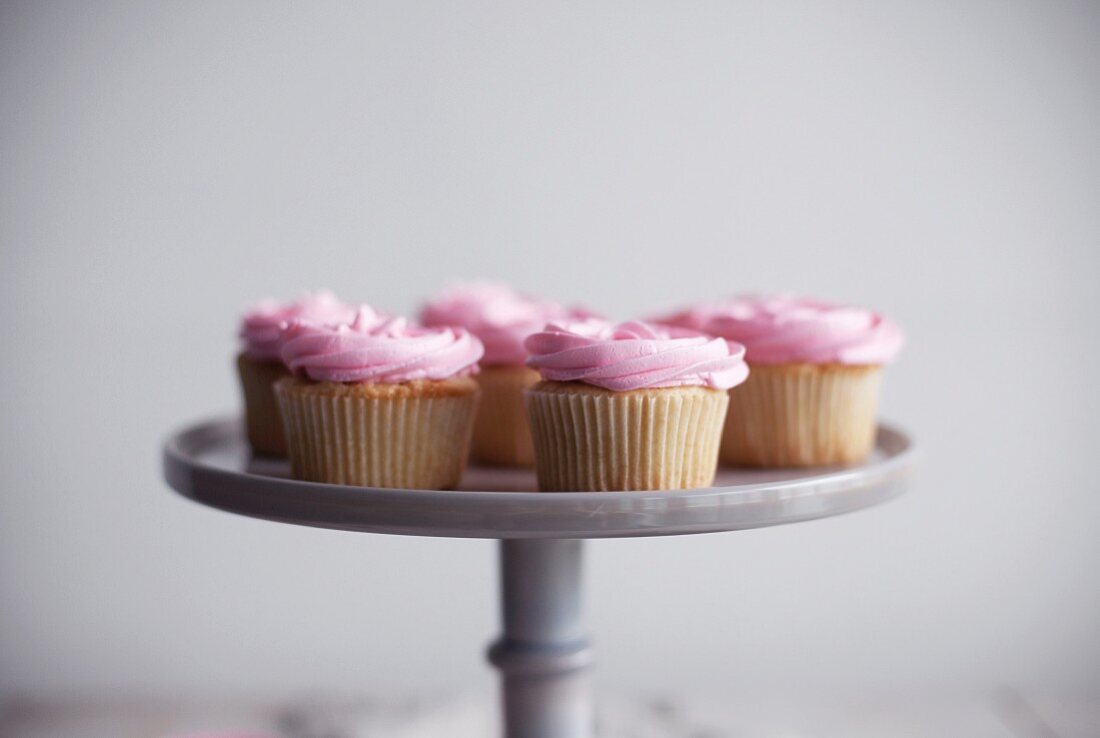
[1,0,1098,701]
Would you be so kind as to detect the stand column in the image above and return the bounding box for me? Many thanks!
[488,538,594,738]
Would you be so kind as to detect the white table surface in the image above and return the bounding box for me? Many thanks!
[2,690,1097,738]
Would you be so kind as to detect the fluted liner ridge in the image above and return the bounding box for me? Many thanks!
[525,383,728,491]
[721,364,882,467]
[275,378,478,489]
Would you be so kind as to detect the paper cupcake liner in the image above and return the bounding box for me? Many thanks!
[275,377,479,489]
[472,366,540,467]
[525,382,729,491]
[722,364,883,467]
[237,353,291,457]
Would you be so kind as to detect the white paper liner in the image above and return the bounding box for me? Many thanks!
[525,384,728,491]
[472,366,540,467]
[275,379,478,489]
[237,353,290,457]
[722,364,883,467]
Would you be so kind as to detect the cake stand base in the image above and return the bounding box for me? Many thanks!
[162,416,915,738]
[489,539,593,738]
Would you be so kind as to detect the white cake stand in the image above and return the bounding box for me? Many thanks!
[162,417,915,738]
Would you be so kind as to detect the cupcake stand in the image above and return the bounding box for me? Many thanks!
[162,417,915,738]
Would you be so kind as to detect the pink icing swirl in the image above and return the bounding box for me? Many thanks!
[239,291,356,361]
[524,320,749,391]
[419,282,598,366]
[656,294,904,365]
[280,306,484,383]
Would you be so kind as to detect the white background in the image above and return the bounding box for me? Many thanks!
[1,0,1098,706]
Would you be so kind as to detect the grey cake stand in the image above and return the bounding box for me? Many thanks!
[162,417,915,738]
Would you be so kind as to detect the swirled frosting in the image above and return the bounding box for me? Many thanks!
[280,305,484,383]
[524,320,749,391]
[239,291,356,361]
[655,295,904,365]
[419,282,597,366]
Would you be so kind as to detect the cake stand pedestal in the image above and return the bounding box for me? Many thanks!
[162,417,915,738]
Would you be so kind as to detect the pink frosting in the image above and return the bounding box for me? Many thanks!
[525,319,749,391]
[239,291,356,361]
[419,282,598,366]
[655,294,904,365]
[280,306,484,383]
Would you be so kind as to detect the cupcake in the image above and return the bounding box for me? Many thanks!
[523,320,748,491]
[275,306,483,489]
[419,282,595,467]
[237,291,355,456]
[657,295,904,467]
